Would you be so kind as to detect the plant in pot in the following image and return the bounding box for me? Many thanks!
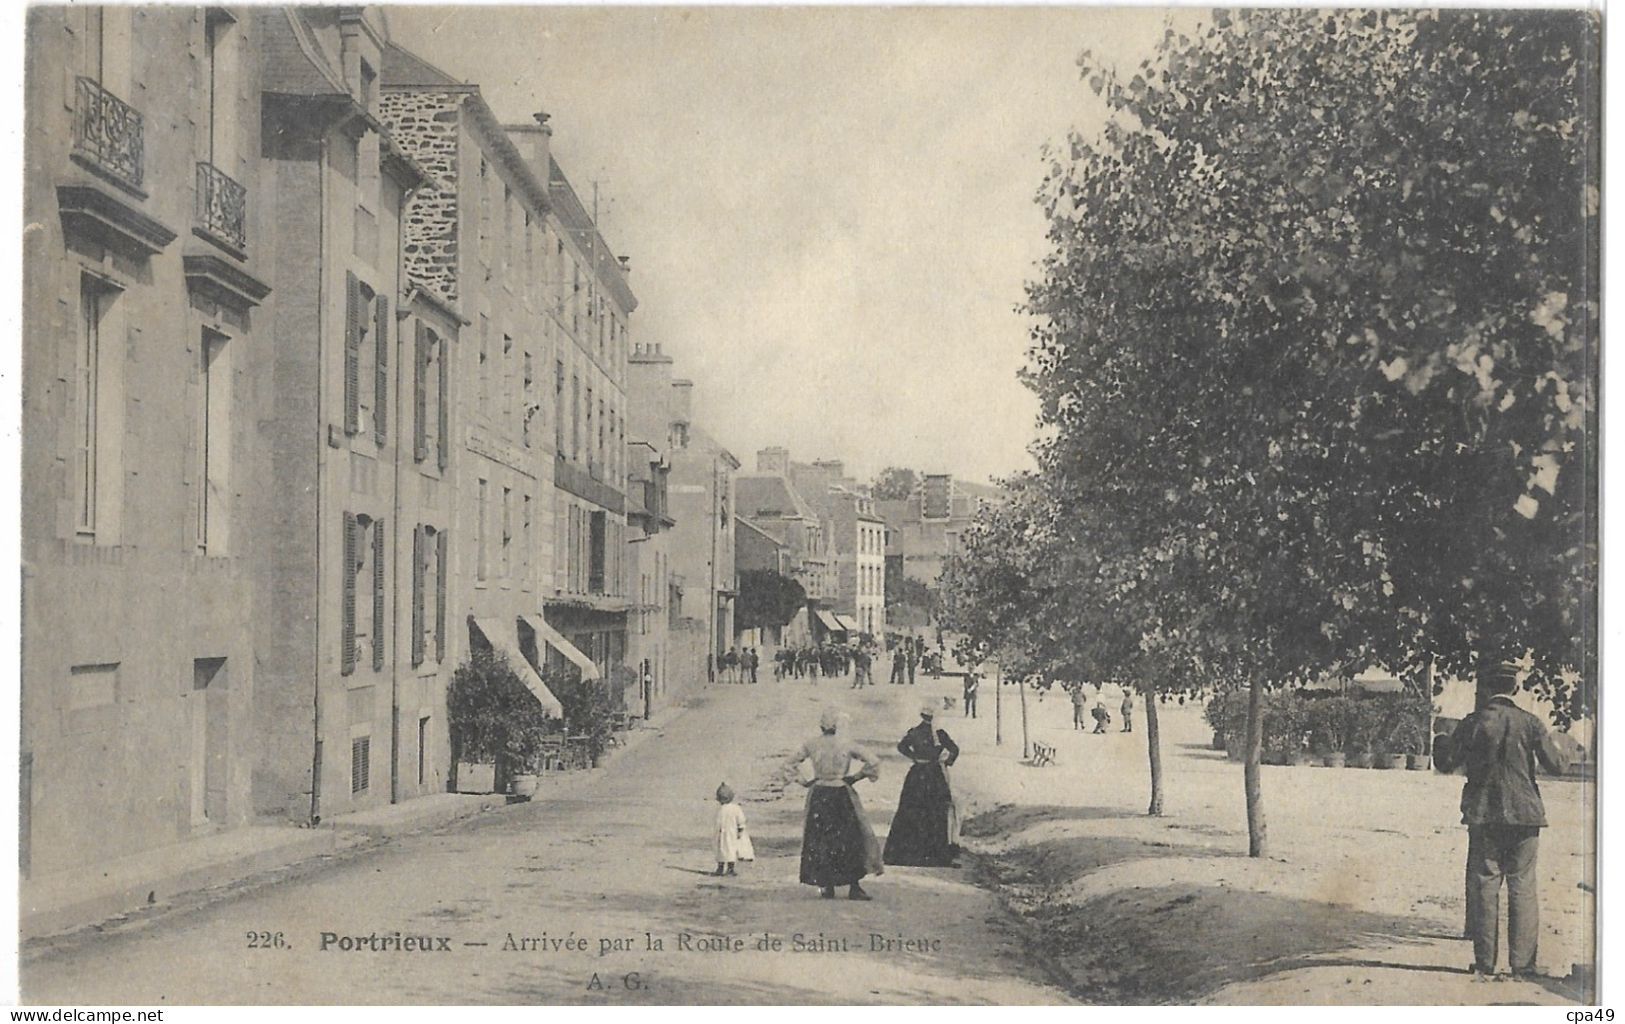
[448,646,557,794]
[1394,704,1432,770]
[1374,697,1420,769]
[1345,705,1379,768]
[1309,696,1351,768]
[553,667,614,768]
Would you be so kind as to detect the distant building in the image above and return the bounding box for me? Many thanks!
[879,473,1004,587]
[628,344,737,688]
[762,452,886,640]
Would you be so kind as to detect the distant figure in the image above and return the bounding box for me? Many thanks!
[1071,686,1088,731]
[906,638,919,685]
[883,704,961,867]
[890,646,908,685]
[1091,701,1111,734]
[963,673,979,718]
[713,783,752,877]
[1436,664,1569,979]
[1121,691,1134,733]
[748,648,759,685]
[782,708,882,900]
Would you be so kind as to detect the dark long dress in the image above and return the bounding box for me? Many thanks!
[883,722,960,866]
[800,785,870,886]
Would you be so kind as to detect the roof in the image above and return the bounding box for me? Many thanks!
[736,474,817,521]
[548,157,638,315]
[735,516,786,549]
[260,9,349,98]
[380,41,471,89]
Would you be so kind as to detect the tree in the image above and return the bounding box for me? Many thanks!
[1020,9,1595,856]
[884,572,934,613]
[736,569,807,633]
[872,467,921,502]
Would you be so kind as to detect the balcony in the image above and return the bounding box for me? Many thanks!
[195,162,247,253]
[72,77,144,193]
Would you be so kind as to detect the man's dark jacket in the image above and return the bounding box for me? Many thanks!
[1438,694,1569,827]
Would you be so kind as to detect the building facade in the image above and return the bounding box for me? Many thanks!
[22,4,280,875]
[878,473,1005,587]
[782,455,887,640]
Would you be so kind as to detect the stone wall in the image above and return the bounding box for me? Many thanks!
[380,89,461,304]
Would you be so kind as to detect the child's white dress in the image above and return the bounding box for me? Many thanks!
[715,802,754,863]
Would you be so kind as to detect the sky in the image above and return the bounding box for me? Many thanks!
[387,7,1178,486]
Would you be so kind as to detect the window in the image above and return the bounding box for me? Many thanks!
[74,273,128,544]
[418,716,431,787]
[502,333,514,431]
[477,159,490,260]
[554,360,565,453]
[351,734,371,794]
[585,386,594,469]
[195,328,230,554]
[522,494,532,585]
[412,524,447,666]
[501,486,512,578]
[502,186,513,270]
[522,352,535,448]
[344,274,387,443]
[413,322,446,468]
[66,662,119,734]
[82,7,132,95]
[340,512,385,675]
[572,375,581,462]
[476,479,488,581]
[478,315,490,409]
[204,9,238,168]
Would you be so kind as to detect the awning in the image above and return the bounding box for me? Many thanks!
[520,613,602,681]
[834,614,862,633]
[471,617,564,718]
[815,610,845,632]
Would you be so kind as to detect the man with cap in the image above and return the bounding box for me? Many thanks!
[883,703,962,867]
[1436,661,1569,979]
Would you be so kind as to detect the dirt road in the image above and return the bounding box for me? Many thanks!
[22,676,1068,1005]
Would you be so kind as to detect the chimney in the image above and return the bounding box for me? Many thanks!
[670,379,694,425]
[757,447,790,475]
[507,111,554,184]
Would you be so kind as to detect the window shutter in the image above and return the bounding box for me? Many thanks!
[341,511,357,675]
[413,322,429,463]
[436,338,450,471]
[435,528,448,661]
[411,524,425,667]
[374,294,389,446]
[372,516,386,671]
[344,273,361,436]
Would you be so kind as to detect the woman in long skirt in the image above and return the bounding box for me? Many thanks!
[783,707,881,899]
[883,704,961,867]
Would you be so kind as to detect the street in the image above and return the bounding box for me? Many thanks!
[21,672,1068,1005]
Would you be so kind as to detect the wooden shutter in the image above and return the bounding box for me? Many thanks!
[411,524,425,667]
[341,511,357,675]
[435,528,448,661]
[374,294,389,446]
[413,322,429,463]
[344,273,361,435]
[372,516,386,671]
[436,337,450,471]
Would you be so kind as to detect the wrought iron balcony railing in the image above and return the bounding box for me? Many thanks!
[72,77,143,190]
[195,161,247,251]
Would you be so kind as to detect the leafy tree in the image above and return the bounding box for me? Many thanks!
[872,467,921,501]
[884,572,934,613]
[736,569,807,632]
[1011,9,1595,856]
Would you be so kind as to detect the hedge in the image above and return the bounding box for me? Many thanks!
[1204,688,1432,756]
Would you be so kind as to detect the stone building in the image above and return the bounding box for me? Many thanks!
[625,436,675,716]
[735,451,836,646]
[380,42,579,761]
[21,4,280,876]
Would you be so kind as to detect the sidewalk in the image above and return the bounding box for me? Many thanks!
[21,701,695,944]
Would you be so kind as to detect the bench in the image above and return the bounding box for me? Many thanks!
[1030,741,1057,767]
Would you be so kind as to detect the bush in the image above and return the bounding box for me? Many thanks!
[1306,696,1357,753]
[553,669,615,766]
[447,646,558,783]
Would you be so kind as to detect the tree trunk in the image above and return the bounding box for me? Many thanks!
[994,665,1002,746]
[1145,687,1164,816]
[1020,676,1030,759]
[1244,676,1267,857]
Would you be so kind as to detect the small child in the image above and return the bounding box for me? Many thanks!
[714,783,753,876]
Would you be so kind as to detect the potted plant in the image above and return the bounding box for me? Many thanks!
[1309,696,1351,768]
[1345,705,1378,768]
[448,645,559,795]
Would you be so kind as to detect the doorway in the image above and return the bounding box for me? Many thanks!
[190,657,228,827]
